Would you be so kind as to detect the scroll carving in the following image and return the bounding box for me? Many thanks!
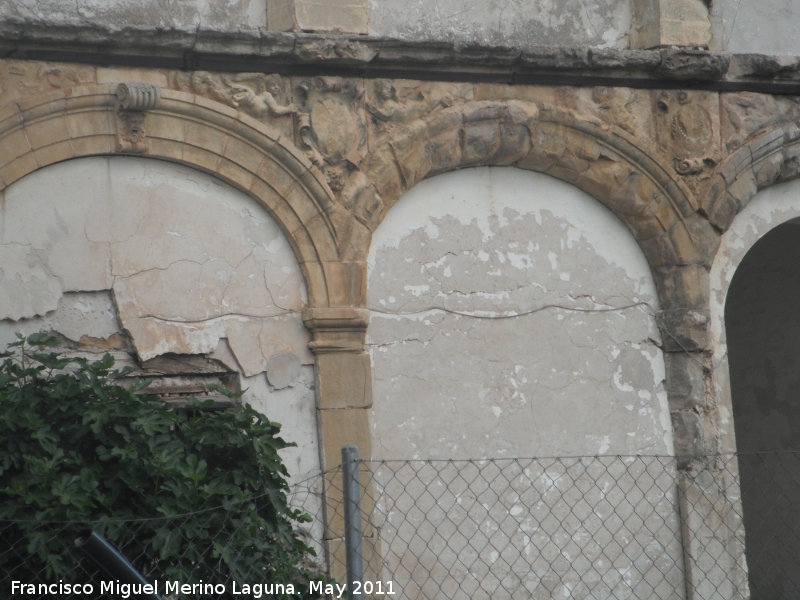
[115,82,161,153]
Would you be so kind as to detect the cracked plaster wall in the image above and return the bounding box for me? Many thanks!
[367,167,672,461]
[0,0,267,30]
[369,0,631,48]
[0,156,318,480]
[710,0,800,55]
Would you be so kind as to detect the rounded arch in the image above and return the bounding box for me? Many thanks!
[710,178,800,448]
[704,122,800,234]
[706,121,800,453]
[710,181,800,597]
[0,84,356,308]
[344,99,721,460]
[341,99,717,271]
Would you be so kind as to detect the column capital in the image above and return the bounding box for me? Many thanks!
[302,307,370,354]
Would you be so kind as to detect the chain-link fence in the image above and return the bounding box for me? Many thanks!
[4,452,800,599]
[327,452,800,600]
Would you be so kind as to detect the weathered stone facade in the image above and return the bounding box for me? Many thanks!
[4,0,800,595]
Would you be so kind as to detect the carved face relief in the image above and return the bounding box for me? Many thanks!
[325,166,347,193]
[116,110,149,153]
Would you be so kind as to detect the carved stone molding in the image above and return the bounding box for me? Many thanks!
[0,84,349,309]
[703,123,800,232]
[114,82,161,153]
[295,77,367,196]
[302,307,370,354]
[341,99,714,270]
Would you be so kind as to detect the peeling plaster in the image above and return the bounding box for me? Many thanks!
[241,365,319,482]
[2,157,310,362]
[0,290,120,349]
[367,168,671,460]
[0,156,318,478]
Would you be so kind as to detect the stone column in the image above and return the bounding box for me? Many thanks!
[303,307,381,584]
[657,266,750,599]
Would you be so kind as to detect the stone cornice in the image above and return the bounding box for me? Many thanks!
[4,18,800,89]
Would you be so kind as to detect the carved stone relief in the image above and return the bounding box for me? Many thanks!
[365,79,473,145]
[172,71,298,139]
[721,92,800,151]
[294,76,368,195]
[655,90,720,188]
[114,82,161,154]
[228,74,298,119]
[0,60,94,106]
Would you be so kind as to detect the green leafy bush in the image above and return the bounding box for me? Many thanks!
[0,334,322,598]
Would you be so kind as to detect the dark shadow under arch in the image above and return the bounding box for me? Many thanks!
[726,220,800,598]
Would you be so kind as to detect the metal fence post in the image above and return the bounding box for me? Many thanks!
[342,445,364,600]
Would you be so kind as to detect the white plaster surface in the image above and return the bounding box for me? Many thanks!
[0,0,266,29]
[710,0,800,55]
[367,167,683,599]
[0,156,318,479]
[367,167,670,460]
[369,0,631,48]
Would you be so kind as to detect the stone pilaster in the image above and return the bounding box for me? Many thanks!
[268,0,369,34]
[631,0,712,48]
[303,307,379,582]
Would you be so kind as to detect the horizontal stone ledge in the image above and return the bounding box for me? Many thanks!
[4,19,800,88]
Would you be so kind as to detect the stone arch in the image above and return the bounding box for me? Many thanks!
[342,100,718,271]
[707,178,800,597]
[704,121,800,450]
[707,125,800,452]
[703,122,800,234]
[0,83,359,309]
[343,99,721,460]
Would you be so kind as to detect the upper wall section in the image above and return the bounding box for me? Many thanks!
[10,0,800,58]
[369,0,631,48]
[0,0,629,47]
[0,0,267,29]
[711,0,800,56]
